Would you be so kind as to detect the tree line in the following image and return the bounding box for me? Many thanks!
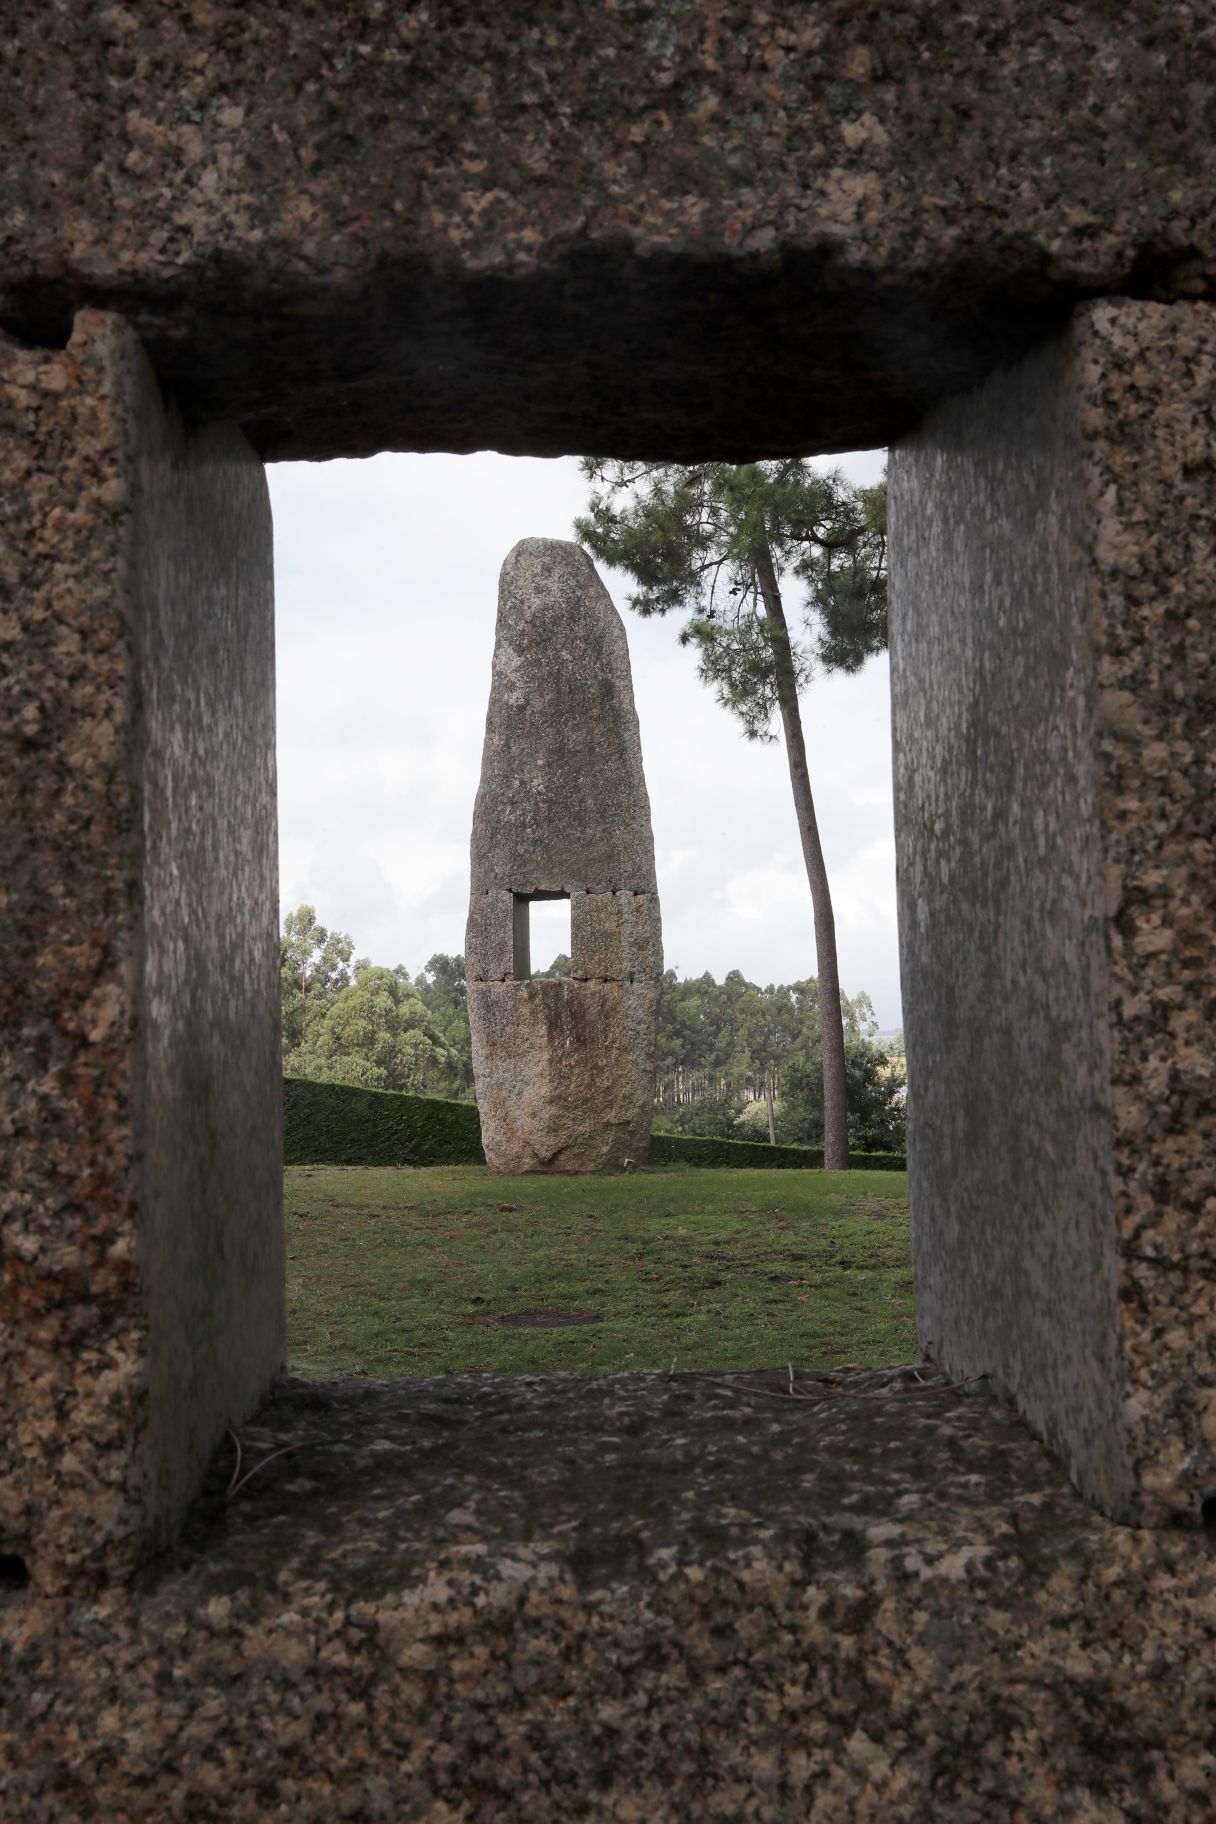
[650,969,904,1153]
[280,905,906,1153]
[280,906,473,1101]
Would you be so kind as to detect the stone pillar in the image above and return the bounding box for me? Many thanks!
[889,300,1216,1525]
[0,311,283,1588]
[466,539,662,1172]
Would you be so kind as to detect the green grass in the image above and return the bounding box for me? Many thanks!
[285,1164,916,1377]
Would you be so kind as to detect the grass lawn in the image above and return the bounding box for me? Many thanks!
[285,1164,916,1377]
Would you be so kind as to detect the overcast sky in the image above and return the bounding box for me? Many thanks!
[267,447,903,1031]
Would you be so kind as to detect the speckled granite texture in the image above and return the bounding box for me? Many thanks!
[469,980,661,1174]
[889,299,1216,1528]
[0,310,283,1592]
[1078,303,1216,1525]
[2,1369,1214,1821]
[1,5,1213,459]
[469,542,659,901]
[468,541,660,1171]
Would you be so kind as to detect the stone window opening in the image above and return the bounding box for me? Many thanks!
[512,891,571,981]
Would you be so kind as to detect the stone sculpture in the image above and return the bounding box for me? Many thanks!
[465,539,662,1172]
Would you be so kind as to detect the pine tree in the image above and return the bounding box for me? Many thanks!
[575,460,887,1170]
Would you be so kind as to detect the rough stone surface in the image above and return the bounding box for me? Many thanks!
[463,884,515,983]
[2,6,1214,460]
[468,540,661,1172]
[2,1368,1215,1821]
[889,299,1216,1527]
[571,888,665,983]
[470,541,657,899]
[0,310,283,1592]
[1076,302,1216,1528]
[469,980,660,1174]
[0,0,1212,1785]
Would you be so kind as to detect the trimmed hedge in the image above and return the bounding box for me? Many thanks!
[284,1076,484,1167]
[283,1078,907,1173]
[649,1134,906,1171]
[649,1132,824,1170]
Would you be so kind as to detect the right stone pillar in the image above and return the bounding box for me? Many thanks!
[889,300,1215,1526]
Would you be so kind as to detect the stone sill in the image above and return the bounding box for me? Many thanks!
[3,1368,1214,1819]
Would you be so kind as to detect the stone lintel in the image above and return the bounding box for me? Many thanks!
[471,878,655,896]
[0,8,1212,459]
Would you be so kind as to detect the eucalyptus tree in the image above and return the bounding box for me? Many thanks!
[284,962,445,1094]
[576,459,887,1169]
[279,903,354,1054]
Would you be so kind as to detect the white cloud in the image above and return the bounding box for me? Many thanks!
[725,865,805,924]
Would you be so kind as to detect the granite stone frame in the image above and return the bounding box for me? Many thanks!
[3,294,1210,1597]
[1,6,1215,1804]
[1,312,283,1594]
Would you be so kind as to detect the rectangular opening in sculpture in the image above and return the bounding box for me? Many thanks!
[512,891,572,981]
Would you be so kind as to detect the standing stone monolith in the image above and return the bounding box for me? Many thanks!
[466,538,662,1172]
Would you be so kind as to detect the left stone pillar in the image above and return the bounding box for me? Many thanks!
[0,311,283,1589]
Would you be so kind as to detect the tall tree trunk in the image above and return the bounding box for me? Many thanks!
[765,1072,777,1146]
[755,545,849,1169]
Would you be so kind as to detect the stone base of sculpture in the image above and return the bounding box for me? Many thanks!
[469,979,657,1173]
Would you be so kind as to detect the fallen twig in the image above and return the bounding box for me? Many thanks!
[668,1372,847,1407]
[225,1430,350,1502]
[225,1427,242,1498]
[881,1373,990,1399]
